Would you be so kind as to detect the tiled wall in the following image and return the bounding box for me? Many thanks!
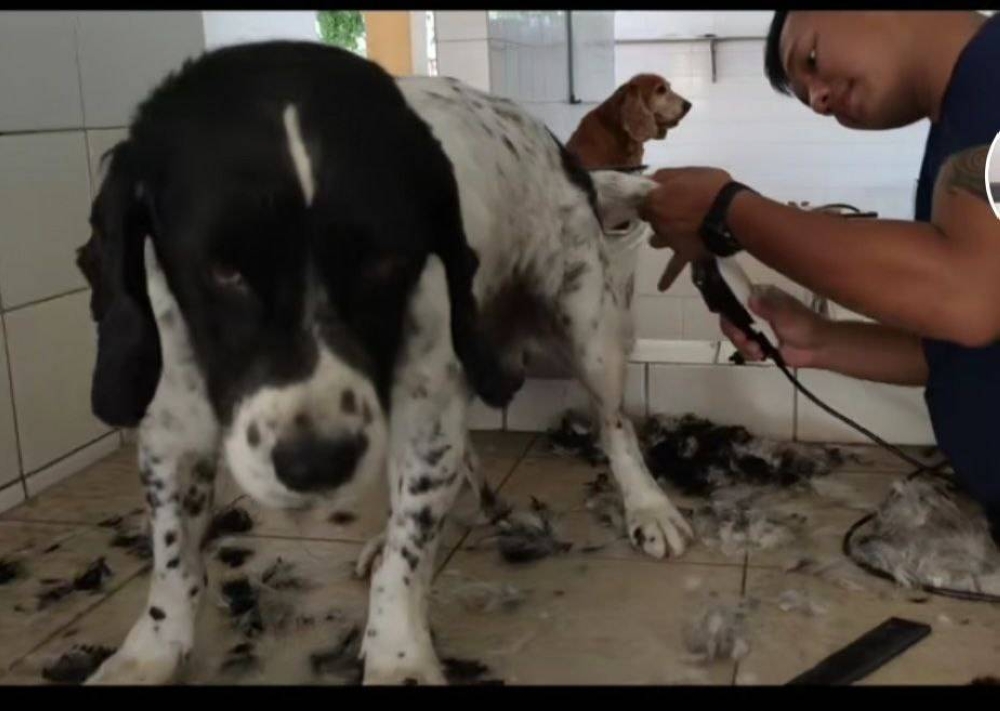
[0,11,205,514]
[435,11,937,445]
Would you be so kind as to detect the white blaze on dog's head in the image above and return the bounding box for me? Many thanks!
[283,103,315,206]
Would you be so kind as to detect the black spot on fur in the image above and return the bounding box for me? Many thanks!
[189,586,199,598]
[502,135,519,157]
[195,459,216,483]
[149,606,166,621]
[341,389,357,414]
[400,546,420,571]
[247,422,261,447]
[41,645,116,684]
[164,531,177,546]
[424,445,450,467]
[166,557,180,569]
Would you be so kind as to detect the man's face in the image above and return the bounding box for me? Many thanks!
[780,11,923,130]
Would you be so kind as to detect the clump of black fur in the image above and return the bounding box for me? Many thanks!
[204,506,254,546]
[546,411,608,466]
[217,546,254,568]
[41,645,116,684]
[37,558,113,610]
[442,657,504,685]
[0,558,23,585]
[310,626,363,684]
[492,497,572,564]
[109,531,152,560]
[219,642,260,676]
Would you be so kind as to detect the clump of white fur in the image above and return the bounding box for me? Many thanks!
[683,600,754,662]
[850,476,1000,595]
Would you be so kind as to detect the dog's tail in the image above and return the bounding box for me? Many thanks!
[589,170,659,253]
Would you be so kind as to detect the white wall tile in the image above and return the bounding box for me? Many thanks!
[25,431,120,499]
[0,12,84,132]
[505,364,645,431]
[202,11,320,50]
[0,326,21,489]
[0,132,92,308]
[648,363,794,439]
[681,297,724,340]
[5,292,112,474]
[0,481,26,516]
[436,40,490,92]
[469,398,503,431]
[634,295,683,339]
[795,370,936,445]
[85,128,129,195]
[630,339,718,364]
[435,11,488,41]
[77,11,205,128]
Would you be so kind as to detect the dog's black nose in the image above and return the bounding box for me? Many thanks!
[272,433,368,492]
[681,100,692,115]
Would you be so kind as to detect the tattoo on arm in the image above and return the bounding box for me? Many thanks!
[937,145,990,203]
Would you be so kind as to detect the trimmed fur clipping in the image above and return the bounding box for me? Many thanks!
[850,475,1000,596]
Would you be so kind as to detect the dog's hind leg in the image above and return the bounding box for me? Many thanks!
[558,238,693,559]
[87,243,220,685]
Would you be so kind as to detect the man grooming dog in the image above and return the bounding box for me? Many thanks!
[640,11,1000,540]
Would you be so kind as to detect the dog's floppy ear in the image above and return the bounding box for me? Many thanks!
[76,141,162,428]
[620,82,658,143]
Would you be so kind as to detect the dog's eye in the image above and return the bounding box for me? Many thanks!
[656,85,667,95]
[210,263,246,290]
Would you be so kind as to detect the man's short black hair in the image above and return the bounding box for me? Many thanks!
[764,10,793,95]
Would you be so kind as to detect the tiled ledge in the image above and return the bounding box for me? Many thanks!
[475,339,937,447]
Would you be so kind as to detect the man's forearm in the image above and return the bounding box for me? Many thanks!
[812,320,929,386]
[725,192,979,343]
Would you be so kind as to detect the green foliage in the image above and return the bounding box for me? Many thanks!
[317,11,365,53]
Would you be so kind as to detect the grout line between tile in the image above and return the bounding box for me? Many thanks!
[433,433,539,578]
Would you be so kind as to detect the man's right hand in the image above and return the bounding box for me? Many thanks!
[721,285,830,367]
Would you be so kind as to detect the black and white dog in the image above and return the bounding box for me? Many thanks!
[76,41,693,684]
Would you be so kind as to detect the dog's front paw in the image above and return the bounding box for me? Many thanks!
[84,617,189,685]
[84,645,185,685]
[361,623,446,686]
[625,490,694,559]
[363,655,447,686]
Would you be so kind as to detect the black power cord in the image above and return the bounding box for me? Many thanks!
[746,330,1000,604]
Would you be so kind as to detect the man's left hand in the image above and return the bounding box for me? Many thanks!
[638,167,733,291]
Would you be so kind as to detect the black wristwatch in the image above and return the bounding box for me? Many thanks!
[699,181,756,257]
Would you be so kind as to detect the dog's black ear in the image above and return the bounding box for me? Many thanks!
[76,141,162,427]
[430,206,523,409]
